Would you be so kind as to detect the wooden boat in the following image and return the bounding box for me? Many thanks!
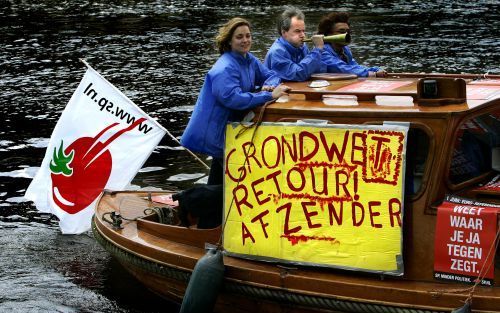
[93,73,500,313]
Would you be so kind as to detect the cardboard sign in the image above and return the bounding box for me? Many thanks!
[223,122,408,275]
[434,197,499,285]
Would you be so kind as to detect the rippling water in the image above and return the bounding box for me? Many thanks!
[1,0,499,312]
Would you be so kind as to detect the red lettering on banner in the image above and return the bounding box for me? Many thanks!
[266,170,282,195]
[351,132,366,166]
[328,201,344,226]
[335,170,351,198]
[302,201,322,229]
[225,125,408,264]
[434,200,498,286]
[251,210,270,238]
[233,184,252,216]
[371,136,391,171]
[281,134,298,163]
[352,201,365,227]
[389,198,402,227]
[286,167,306,192]
[365,130,404,185]
[299,131,319,161]
[242,141,261,173]
[320,130,348,163]
[368,201,382,228]
[261,136,280,168]
[251,177,269,205]
[225,148,245,182]
[276,202,302,235]
[241,222,255,245]
[311,167,328,195]
[281,234,340,246]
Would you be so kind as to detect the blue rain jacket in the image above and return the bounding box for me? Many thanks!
[322,43,380,77]
[264,37,325,81]
[180,51,280,159]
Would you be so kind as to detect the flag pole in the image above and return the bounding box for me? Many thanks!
[79,58,91,69]
[165,129,210,170]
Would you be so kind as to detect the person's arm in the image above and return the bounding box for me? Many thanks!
[269,47,323,82]
[323,46,379,77]
[324,54,371,77]
[211,62,273,110]
[252,55,281,89]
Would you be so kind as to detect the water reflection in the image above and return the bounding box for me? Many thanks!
[0,0,499,312]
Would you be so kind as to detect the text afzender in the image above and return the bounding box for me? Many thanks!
[240,198,402,245]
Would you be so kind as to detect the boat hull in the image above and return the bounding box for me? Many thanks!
[92,191,500,313]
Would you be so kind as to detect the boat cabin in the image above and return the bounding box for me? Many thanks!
[256,74,500,282]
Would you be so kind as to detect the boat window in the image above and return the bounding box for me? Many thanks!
[448,110,500,185]
[406,127,430,196]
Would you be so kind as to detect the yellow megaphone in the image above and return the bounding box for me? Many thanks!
[304,33,351,45]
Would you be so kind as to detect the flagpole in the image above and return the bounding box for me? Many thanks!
[165,129,210,170]
[79,58,91,69]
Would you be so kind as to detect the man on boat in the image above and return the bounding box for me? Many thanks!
[264,6,326,81]
[317,12,387,77]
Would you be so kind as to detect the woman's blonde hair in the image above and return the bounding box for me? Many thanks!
[215,17,251,55]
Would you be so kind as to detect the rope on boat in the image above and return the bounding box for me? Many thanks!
[92,217,445,313]
[101,212,123,229]
[216,99,276,249]
[101,204,177,228]
[465,225,500,305]
[143,206,176,224]
[428,223,500,307]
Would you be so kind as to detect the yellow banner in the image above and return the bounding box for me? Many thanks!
[223,122,407,274]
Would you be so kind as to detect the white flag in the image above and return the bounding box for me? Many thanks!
[25,64,166,234]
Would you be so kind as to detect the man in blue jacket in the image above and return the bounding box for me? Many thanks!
[317,12,387,77]
[264,7,325,81]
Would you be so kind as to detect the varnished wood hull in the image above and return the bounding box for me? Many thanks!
[93,191,500,313]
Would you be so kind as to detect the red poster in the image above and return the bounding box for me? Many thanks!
[469,79,500,86]
[434,198,498,286]
[476,174,500,192]
[336,80,413,92]
[466,85,500,100]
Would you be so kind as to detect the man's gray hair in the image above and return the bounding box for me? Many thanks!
[277,6,305,36]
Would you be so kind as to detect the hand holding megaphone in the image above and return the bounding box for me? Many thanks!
[310,35,324,49]
[304,33,351,45]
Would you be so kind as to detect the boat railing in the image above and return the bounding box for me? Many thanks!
[287,75,470,106]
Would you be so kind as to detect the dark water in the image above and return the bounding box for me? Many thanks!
[1,0,499,312]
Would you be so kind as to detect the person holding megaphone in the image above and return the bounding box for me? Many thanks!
[264,6,326,82]
[317,12,387,77]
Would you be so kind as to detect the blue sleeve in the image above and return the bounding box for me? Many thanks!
[269,47,323,81]
[323,47,378,77]
[211,63,273,110]
[251,55,281,87]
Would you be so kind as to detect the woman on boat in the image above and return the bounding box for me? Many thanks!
[173,17,290,228]
[317,12,387,77]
